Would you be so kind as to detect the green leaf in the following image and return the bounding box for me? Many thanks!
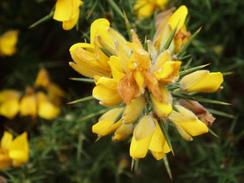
[68,96,94,105]
[69,77,94,83]
[29,11,54,29]
[163,155,173,180]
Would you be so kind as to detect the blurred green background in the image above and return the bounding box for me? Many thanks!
[0,0,244,182]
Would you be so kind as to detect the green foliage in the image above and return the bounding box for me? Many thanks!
[1,0,244,182]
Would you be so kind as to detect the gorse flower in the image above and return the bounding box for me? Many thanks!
[134,0,168,18]
[53,0,83,30]
[0,30,18,56]
[0,68,64,120]
[0,131,29,169]
[69,5,224,161]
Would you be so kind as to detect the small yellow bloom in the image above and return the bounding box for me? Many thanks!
[153,5,190,53]
[0,30,18,56]
[36,92,60,120]
[130,115,170,159]
[53,0,83,30]
[92,108,123,136]
[35,68,50,88]
[0,131,29,169]
[134,0,168,18]
[180,70,224,93]
[0,90,20,119]
[19,92,37,118]
[169,105,209,141]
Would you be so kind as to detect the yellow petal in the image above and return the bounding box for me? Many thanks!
[129,134,152,159]
[34,68,50,88]
[0,99,19,119]
[92,108,123,136]
[134,115,156,140]
[19,95,37,117]
[1,131,13,150]
[168,5,188,31]
[8,132,29,166]
[38,100,60,120]
[149,122,170,160]
[151,87,172,118]
[134,71,145,94]
[90,18,110,44]
[122,96,145,124]
[0,90,20,103]
[108,56,125,81]
[0,30,18,56]
[135,3,155,18]
[93,77,121,106]
[180,70,224,93]
[62,10,79,30]
[112,123,133,141]
[169,105,209,139]
[156,0,168,7]
[69,46,110,78]
[53,0,82,21]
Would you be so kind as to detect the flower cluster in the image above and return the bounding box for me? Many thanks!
[0,69,64,120]
[69,5,224,160]
[0,131,29,169]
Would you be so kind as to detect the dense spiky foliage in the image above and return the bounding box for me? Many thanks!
[0,0,244,183]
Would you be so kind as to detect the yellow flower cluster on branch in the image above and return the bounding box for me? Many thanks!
[69,5,224,161]
[0,69,64,120]
[0,131,29,169]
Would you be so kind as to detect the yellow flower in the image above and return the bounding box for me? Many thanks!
[180,70,224,93]
[0,131,29,169]
[130,115,170,159]
[19,91,37,118]
[153,5,190,53]
[53,0,83,30]
[92,108,123,136]
[36,92,60,120]
[169,105,209,141]
[134,0,168,18]
[0,30,18,56]
[0,90,20,119]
